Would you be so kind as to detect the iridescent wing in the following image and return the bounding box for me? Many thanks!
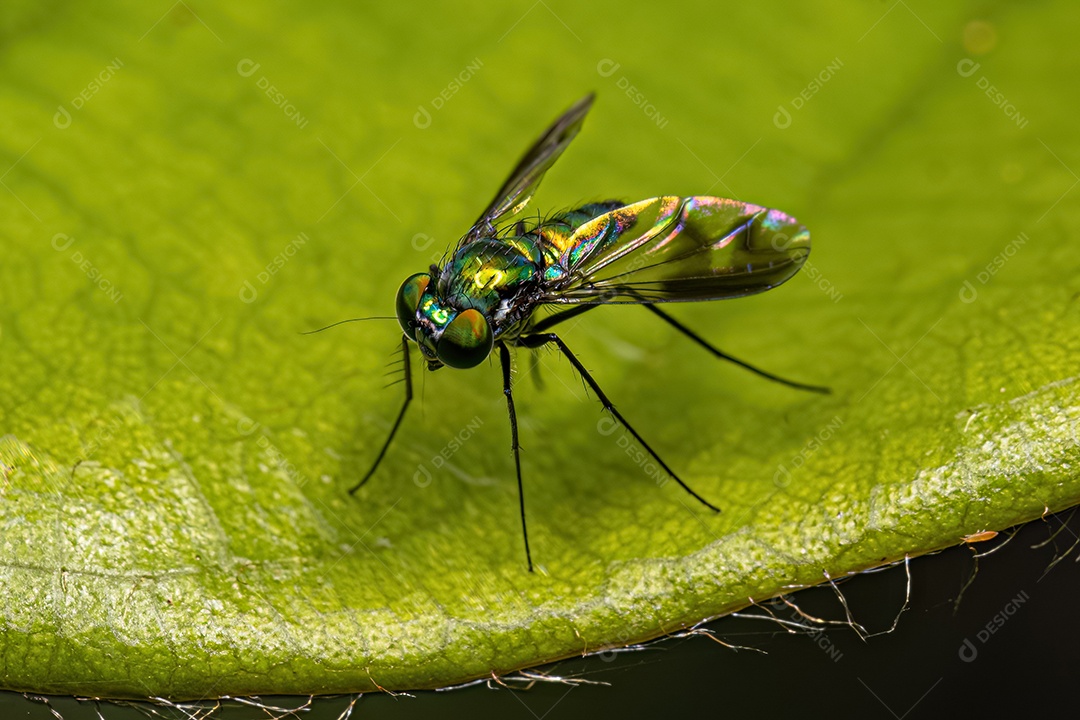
[463,94,594,244]
[543,196,810,303]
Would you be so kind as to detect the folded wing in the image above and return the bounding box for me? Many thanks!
[544,196,810,304]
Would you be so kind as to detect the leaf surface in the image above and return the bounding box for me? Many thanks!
[0,0,1077,698]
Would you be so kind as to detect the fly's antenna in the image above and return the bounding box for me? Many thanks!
[300,317,396,335]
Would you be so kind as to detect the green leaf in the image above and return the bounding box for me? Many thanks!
[1,0,1077,699]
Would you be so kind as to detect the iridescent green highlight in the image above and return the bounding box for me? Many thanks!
[442,239,539,315]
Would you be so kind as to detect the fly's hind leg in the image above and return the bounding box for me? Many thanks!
[516,332,721,513]
[641,304,830,394]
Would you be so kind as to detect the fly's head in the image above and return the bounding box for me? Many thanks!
[395,272,493,370]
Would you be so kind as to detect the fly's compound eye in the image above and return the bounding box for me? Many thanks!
[395,273,430,338]
[436,308,492,369]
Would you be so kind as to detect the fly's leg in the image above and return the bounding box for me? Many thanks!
[517,332,720,513]
[527,304,596,334]
[526,302,827,393]
[498,342,533,572]
[350,334,413,494]
[525,305,599,390]
[642,304,830,394]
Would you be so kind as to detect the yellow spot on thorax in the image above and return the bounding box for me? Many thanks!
[474,267,504,290]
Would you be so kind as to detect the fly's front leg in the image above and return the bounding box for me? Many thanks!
[499,342,534,572]
[351,334,413,494]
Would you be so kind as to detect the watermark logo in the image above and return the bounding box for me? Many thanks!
[958,590,1029,662]
[774,416,843,488]
[237,59,309,129]
[782,605,844,661]
[597,415,667,488]
[957,59,1029,129]
[768,232,842,303]
[414,58,484,129]
[239,232,309,303]
[597,59,669,129]
[51,233,123,303]
[413,416,484,487]
[54,58,125,129]
[774,57,843,129]
[804,261,843,303]
[235,415,309,488]
[959,231,1028,303]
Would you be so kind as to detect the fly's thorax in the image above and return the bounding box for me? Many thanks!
[439,239,541,324]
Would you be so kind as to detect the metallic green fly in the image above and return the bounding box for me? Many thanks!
[334,93,825,571]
